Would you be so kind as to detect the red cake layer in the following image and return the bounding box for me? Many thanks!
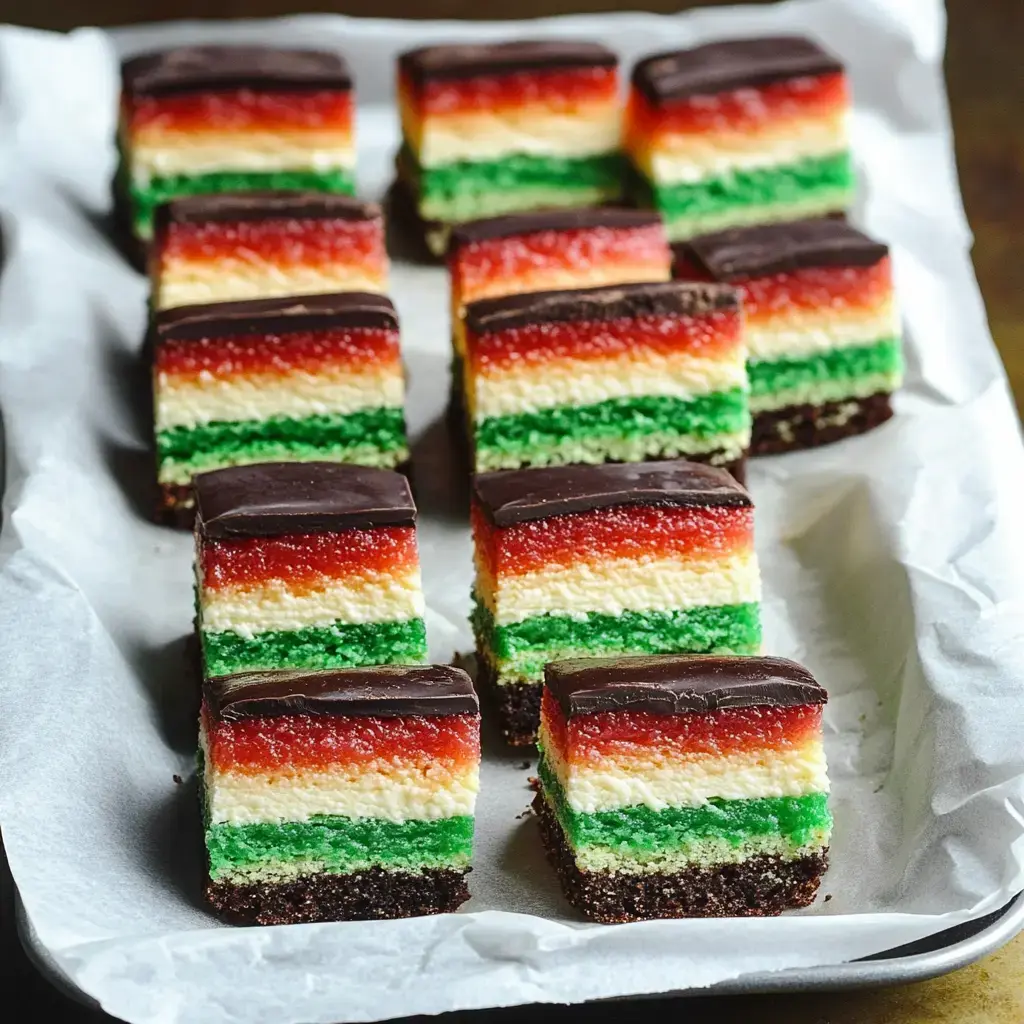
[452,225,670,305]
[204,708,480,773]
[157,327,400,381]
[124,90,353,134]
[202,528,419,591]
[158,218,385,269]
[401,66,617,115]
[466,310,742,374]
[472,503,754,578]
[629,71,848,135]
[542,689,822,761]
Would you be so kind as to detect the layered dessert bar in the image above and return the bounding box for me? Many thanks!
[153,293,409,523]
[396,41,623,255]
[535,654,831,921]
[152,192,387,310]
[194,462,427,678]
[462,281,750,475]
[202,664,480,924]
[676,218,902,452]
[118,46,356,244]
[625,37,853,240]
[471,461,761,745]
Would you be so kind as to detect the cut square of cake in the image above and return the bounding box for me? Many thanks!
[396,41,624,255]
[152,293,410,524]
[535,653,831,922]
[675,218,902,453]
[118,46,356,244]
[461,281,750,475]
[194,462,427,678]
[470,461,762,745]
[151,192,387,310]
[201,664,480,924]
[625,37,853,241]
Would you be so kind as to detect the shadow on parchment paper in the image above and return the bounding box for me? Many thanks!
[97,431,162,526]
[144,771,207,913]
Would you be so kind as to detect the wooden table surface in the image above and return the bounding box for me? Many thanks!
[2,1,1022,1020]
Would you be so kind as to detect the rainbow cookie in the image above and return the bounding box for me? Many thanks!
[194,462,427,678]
[535,654,831,921]
[396,41,624,255]
[461,282,750,475]
[152,192,387,310]
[676,218,902,453]
[152,293,410,523]
[118,46,356,243]
[471,461,762,745]
[625,37,853,241]
[202,664,480,924]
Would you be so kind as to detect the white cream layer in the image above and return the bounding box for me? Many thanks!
[129,138,355,180]
[155,264,388,310]
[200,572,425,636]
[745,303,898,361]
[156,371,404,429]
[481,551,760,626]
[468,351,747,419]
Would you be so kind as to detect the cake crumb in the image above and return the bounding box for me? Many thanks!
[527,775,540,792]
[172,774,183,785]
[518,760,531,770]
[823,894,833,902]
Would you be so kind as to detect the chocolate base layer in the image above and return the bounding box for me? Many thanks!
[385,178,450,262]
[751,392,893,456]
[477,661,542,746]
[158,482,197,529]
[534,793,827,922]
[205,866,471,925]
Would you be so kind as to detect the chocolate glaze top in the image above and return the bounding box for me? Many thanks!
[473,460,751,527]
[122,45,352,97]
[631,36,843,104]
[153,292,398,341]
[205,665,479,721]
[399,40,616,85]
[464,280,737,335]
[194,463,416,538]
[545,654,826,717]
[449,208,663,249]
[154,192,381,232]
[686,218,888,281]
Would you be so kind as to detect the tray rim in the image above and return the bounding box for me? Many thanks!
[16,887,1024,1008]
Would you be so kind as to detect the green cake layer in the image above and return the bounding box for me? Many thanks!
[629,152,854,241]
[201,618,428,677]
[472,600,761,684]
[539,756,831,855]
[157,408,408,485]
[206,814,474,881]
[404,148,624,223]
[473,391,750,472]
[125,166,356,237]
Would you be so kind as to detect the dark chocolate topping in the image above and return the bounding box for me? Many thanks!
[153,292,398,341]
[154,192,380,231]
[545,655,826,717]
[631,36,843,104]
[464,280,737,334]
[686,218,889,281]
[399,40,616,84]
[450,208,663,249]
[122,45,352,97]
[473,459,751,526]
[195,462,416,538]
[205,665,478,720]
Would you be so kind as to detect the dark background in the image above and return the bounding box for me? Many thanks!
[3,2,1023,1021]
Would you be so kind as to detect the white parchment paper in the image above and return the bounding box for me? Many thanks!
[2,1,1024,1021]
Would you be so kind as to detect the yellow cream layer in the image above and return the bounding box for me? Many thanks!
[156,369,404,430]
[746,301,899,361]
[468,351,747,420]
[628,114,847,184]
[540,729,828,813]
[128,134,355,179]
[199,570,425,636]
[155,262,388,310]
[479,551,760,626]
[204,766,480,825]
[401,97,621,166]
